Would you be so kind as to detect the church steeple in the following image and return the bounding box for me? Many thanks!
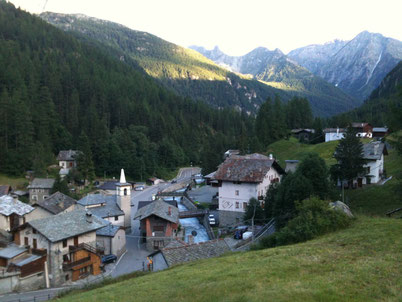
[119,168,127,184]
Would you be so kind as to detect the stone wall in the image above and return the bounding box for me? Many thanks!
[219,210,245,227]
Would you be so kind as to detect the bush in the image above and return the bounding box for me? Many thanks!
[257,197,352,249]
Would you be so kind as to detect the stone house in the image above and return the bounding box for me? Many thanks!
[96,223,126,258]
[351,122,373,138]
[27,178,55,204]
[134,200,179,251]
[324,128,345,142]
[77,169,131,231]
[372,127,389,138]
[0,195,35,232]
[56,150,80,169]
[16,209,107,286]
[291,128,315,141]
[214,153,285,226]
[31,192,79,221]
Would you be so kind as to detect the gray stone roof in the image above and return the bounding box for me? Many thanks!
[362,142,387,160]
[159,239,231,267]
[78,194,111,207]
[134,199,179,223]
[138,200,178,210]
[27,178,55,189]
[96,223,121,237]
[0,185,11,196]
[0,196,35,216]
[323,128,345,133]
[89,199,124,218]
[34,192,77,215]
[97,181,118,191]
[11,254,42,267]
[56,150,80,161]
[372,127,388,132]
[0,244,27,259]
[28,209,107,243]
[214,153,284,183]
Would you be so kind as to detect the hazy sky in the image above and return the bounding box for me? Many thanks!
[8,0,402,55]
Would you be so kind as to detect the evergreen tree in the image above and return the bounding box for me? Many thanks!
[76,133,95,183]
[330,127,367,184]
[52,175,71,196]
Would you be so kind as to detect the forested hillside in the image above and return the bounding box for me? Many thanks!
[329,61,402,129]
[0,2,254,179]
[40,12,290,115]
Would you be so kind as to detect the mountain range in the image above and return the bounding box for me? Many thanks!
[288,31,402,100]
[40,12,358,117]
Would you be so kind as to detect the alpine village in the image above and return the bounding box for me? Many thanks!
[0,1,401,301]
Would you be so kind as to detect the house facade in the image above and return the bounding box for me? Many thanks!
[214,153,285,226]
[16,209,106,286]
[351,122,373,138]
[31,192,79,221]
[27,178,55,204]
[96,224,126,257]
[134,200,179,251]
[324,128,345,142]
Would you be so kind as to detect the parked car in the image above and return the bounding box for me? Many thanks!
[102,254,117,264]
[135,186,144,191]
[208,214,216,225]
[171,179,177,184]
[233,226,248,239]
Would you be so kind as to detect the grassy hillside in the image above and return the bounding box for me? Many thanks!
[57,217,402,302]
[266,137,402,216]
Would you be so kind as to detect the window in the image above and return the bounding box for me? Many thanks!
[124,188,127,196]
[235,190,239,196]
[63,239,68,248]
[32,195,38,201]
[32,228,36,234]
[33,239,37,249]
[63,254,69,262]
[235,202,239,209]
[23,217,26,224]
[24,237,29,246]
[114,216,119,221]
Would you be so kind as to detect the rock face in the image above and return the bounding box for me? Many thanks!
[190,45,359,116]
[289,31,402,100]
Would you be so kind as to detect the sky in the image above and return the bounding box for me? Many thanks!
[7,0,402,55]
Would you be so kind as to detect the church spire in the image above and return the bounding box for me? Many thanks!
[120,168,127,184]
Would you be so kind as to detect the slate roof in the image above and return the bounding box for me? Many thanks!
[0,196,35,216]
[28,209,107,243]
[159,239,231,267]
[11,254,42,267]
[96,223,121,237]
[323,128,345,133]
[134,199,179,223]
[351,122,370,128]
[27,178,55,189]
[214,153,285,183]
[98,181,118,191]
[291,128,315,134]
[89,198,124,218]
[56,150,80,161]
[372,127,388,133]
[362,142,387,160]
[0,185,11,196]
[138,200,178,210]
[204,171,216,179]
[34,192,77,215]
[0,244,27,259]
[78,194,111,207]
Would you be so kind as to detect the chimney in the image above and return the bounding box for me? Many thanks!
[119,169,127,184]
[86,211,93,223]
[269,154,273,160]
[168,207,171,216]
[336,127,339,135]
[12,195,18,203]
[374,142,379,155]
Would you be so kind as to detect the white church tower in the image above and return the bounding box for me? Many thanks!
[116,169,131,231]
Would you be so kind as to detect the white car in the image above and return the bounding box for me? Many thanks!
[208,214,216,225]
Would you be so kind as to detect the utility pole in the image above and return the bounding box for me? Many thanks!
[251,201,257,244]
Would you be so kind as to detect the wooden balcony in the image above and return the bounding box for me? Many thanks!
[63,256,91,271]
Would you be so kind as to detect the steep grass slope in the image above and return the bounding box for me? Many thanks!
[57,217,402,302]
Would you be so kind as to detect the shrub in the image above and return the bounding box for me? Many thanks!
[257,197,352,249]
